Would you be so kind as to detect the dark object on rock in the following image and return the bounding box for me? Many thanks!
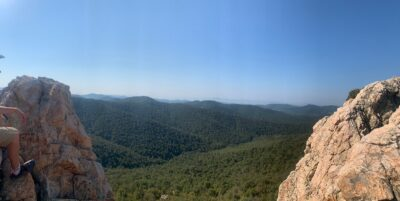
[346,88,360,100]
[10,159,35,179]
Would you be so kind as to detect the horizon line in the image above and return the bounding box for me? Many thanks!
[73,93,340,107]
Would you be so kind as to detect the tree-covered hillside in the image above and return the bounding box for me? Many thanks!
[72,96,319,200]
[107,134,308,201]
[91,135,163,168]
[186,100,318,124]
[73,96,313,164]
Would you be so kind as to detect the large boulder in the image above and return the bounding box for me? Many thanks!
[0,76,113,201]
[278,77,400,200]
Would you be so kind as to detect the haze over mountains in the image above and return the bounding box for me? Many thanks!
[75,93,338,116]
[263,104,338,117]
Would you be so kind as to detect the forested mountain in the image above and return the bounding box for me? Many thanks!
[107,134,308,201]
[186,101,318,124]
[263,104,337,117]
[71,95,335,200]
[76,93,127,101]
[72,96,315,166]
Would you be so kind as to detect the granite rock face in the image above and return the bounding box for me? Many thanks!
[278,77,400,201]
[0,76,113,201]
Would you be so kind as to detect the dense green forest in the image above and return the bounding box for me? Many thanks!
[91,135,163,168]
[106,134,308,201]
[72,96,333,201]
[73,96,315,164]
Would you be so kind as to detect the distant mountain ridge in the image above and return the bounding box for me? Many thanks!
[263,103,338,117]
[75,93,190,103]
[74,93,127,101]
[74,93,337,117]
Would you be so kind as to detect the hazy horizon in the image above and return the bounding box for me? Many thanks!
[72,92,339,106]
[1,0,400,105]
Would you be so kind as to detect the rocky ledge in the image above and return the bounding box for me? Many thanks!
[0,76,113,201]
[278,77,400,201]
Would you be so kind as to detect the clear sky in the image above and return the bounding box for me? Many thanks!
[0,0,399,105]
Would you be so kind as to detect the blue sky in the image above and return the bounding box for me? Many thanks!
[0,0,399,105]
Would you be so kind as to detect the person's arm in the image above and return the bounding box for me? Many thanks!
[0,106,26,125]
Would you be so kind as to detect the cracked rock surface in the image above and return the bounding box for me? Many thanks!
[278,77,400,201]
[0,76,113,201]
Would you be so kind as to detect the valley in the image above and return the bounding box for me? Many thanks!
[106,134,308,201]
[72,95,333,200]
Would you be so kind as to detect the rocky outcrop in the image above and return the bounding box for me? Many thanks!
[278,77,400,201]
[0,76,113,200]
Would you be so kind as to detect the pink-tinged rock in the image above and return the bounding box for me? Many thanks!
[0,76,113,201]
[278,77,400,201]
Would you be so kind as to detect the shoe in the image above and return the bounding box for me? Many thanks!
[10,159,35,179]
